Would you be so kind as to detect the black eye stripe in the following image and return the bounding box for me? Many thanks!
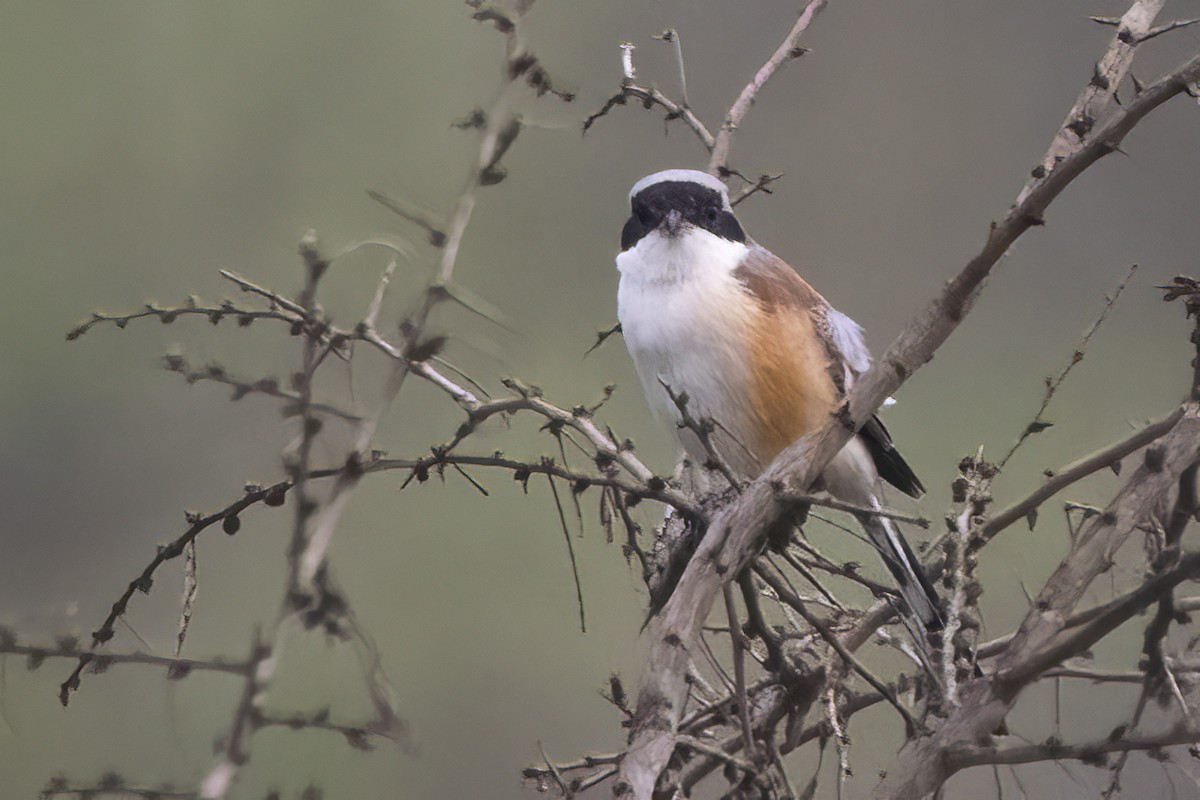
[694,208,745,244]
[621,215,649,251]
[633,181,722,215]
[620,180,746,250]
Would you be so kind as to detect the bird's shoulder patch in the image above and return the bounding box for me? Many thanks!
[733,246,824,312]
[732,247,842,462]
[734,246,872,395]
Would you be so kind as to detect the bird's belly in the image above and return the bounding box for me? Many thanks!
[618,274,762,474]
[618,272,842,478]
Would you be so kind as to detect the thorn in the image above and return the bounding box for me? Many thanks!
[584,323,622,357]
[1138,17,1200,44]
[1065,114,1094,138]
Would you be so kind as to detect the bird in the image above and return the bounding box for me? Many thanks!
[615,168,941,632]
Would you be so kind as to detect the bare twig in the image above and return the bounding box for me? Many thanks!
[547,473,587,633]
[0,634,250,678]
[197,632,272,799]
[653,28,690,108]
[783,491,930,528]
[729,172,784,206]
[722,585,757,756]
[58,478,292,704]
[584,83,715,150]
[950,721,1200,769]
[1016,0,1166,206]
[982,407,1184,545]
[707,0,827,175]
[1136,17,1200,44]
[755,565,919,735]
[660,379,742,490]
[42,778,198,799]
[66,299,299,342]
[162,354,361,421]
[366,189,448,247]
[997,263,1138,470]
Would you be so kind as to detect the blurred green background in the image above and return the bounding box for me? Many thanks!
[2,1,1199,797]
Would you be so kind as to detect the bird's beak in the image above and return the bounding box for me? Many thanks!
[661,208,685,238]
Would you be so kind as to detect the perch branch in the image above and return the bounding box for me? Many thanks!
[617,33,1200,800]
[1015,0,1165,206]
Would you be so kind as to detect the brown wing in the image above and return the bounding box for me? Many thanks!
[733,244,825,311]
[732,247,841,463]
[735,246,925,496]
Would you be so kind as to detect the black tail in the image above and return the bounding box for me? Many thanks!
[859,416,925,499]
[857,511,942,632]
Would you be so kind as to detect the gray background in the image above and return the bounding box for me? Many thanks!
[2,1,1199,797]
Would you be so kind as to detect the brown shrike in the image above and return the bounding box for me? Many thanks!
[616,169,941,632]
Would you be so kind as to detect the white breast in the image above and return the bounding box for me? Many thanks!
[617,230,761,474]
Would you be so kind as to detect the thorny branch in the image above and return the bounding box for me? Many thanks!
[50,378,687,711]
[30,1,1200,798]
[1017,0,1165,206]
[584,2,825,194]
[996,263,1138,471]
[982,407,1184,546]
[613,1,1200,797]
[41,776,199,800]
[583,41,715,149]
[50,2,605,797]
[0,629,250,679]
[57,478,293,705]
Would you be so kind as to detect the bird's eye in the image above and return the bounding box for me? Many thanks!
[705,207,719,222]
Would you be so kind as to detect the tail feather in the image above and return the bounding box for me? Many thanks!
[856,511,942,632]
[859,417,925,499]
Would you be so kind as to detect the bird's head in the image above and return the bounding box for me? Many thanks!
[621,169,746,251]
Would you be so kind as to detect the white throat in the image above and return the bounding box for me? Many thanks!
[616,228,759,474]
[616,228,749,287]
